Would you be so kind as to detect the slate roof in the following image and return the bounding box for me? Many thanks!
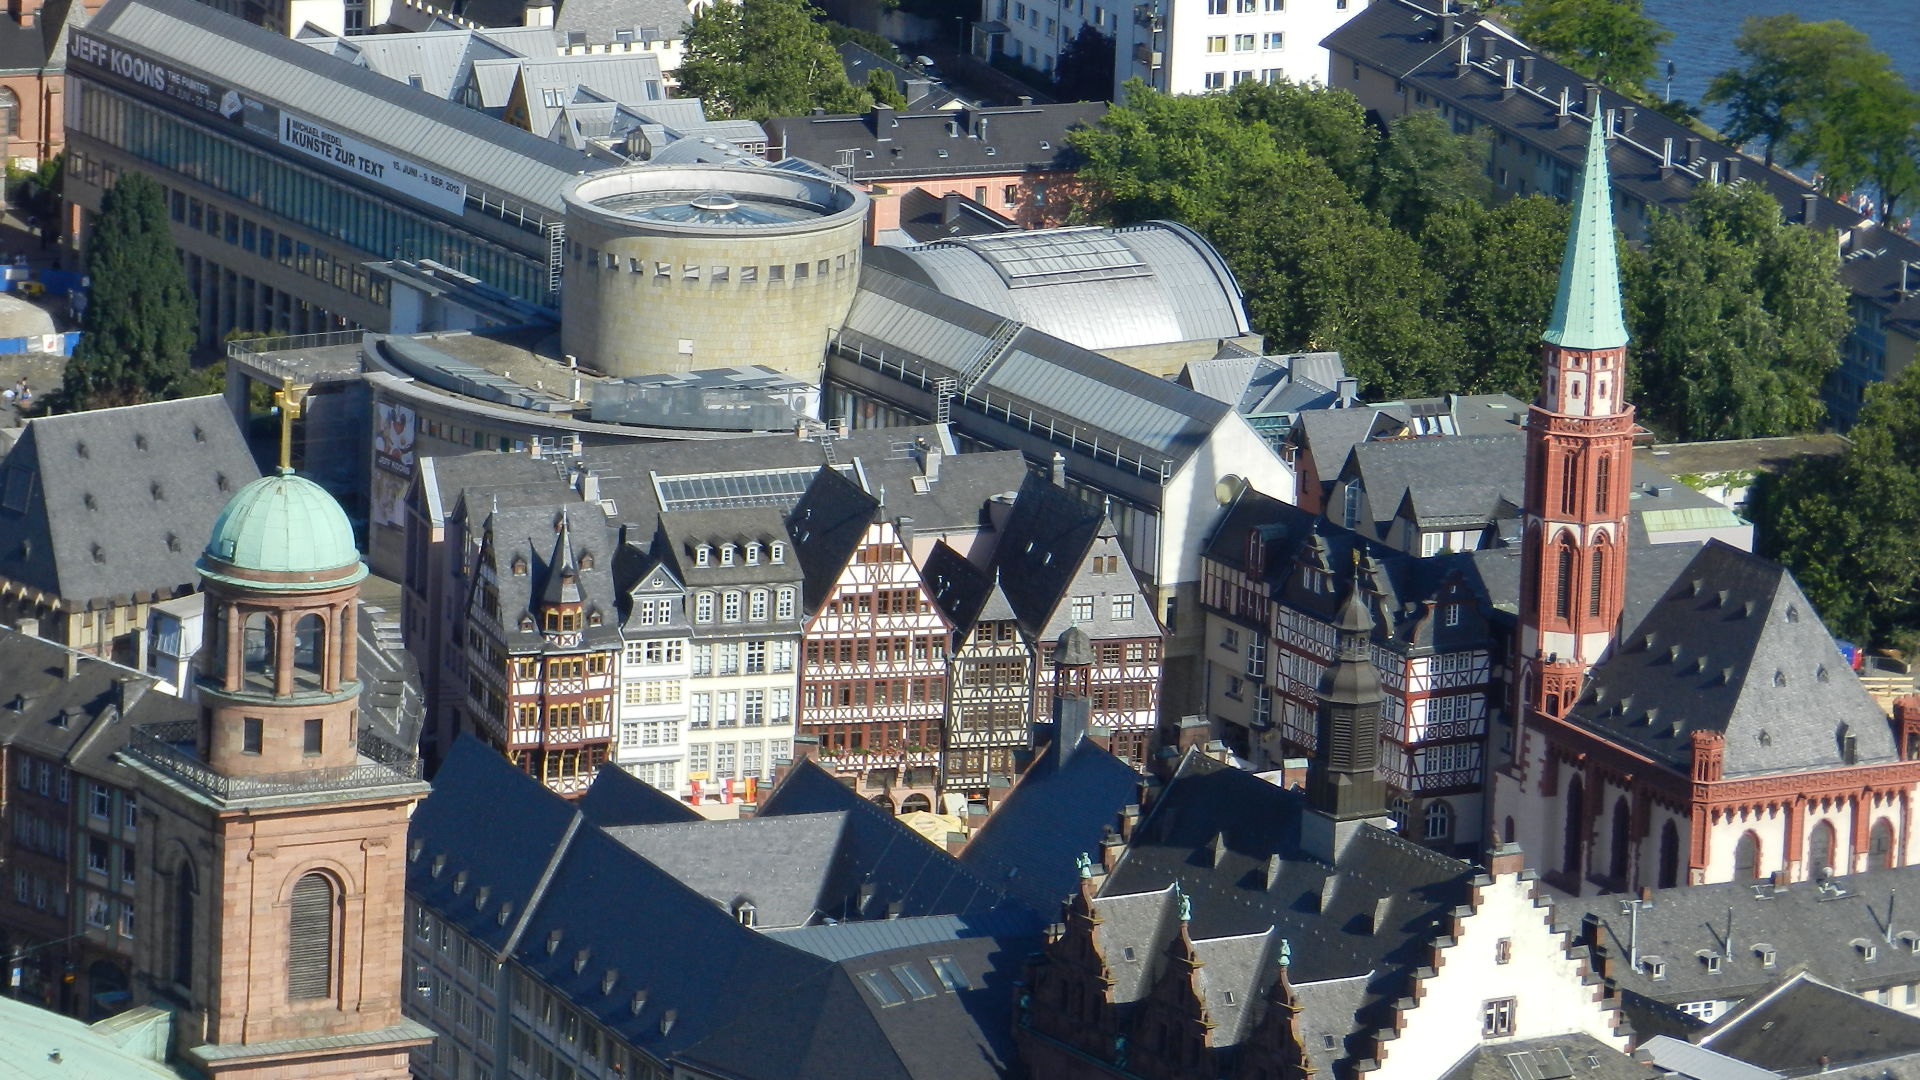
[1100,751,1476,984]
[1343,433,1525,532]
[894,187,1019,244]
[765,102,1106,182]
[1701,973,1920,1077]
[606,813,857,928]
[1565,540,1894,777]
[1180,351,1347,416]
[1295,407,1406,486]
[549,0,695,45]
[836,42,964,112]
[990,473,1105,637]
[787,466,880,615]
[0,0,75,75]
[757,759,1037,923]
[0,627,195,771]
[299,24,555,100]
[1559,863,1920,1008]
[0,396,260,607]
[1437,1033,1660,1080]
[958,732,1144,916]
[410,738,1039,1080]
[921,541,997,635]
[475,501,623,654]
[863,223,1253,354]
[576,759,703,826]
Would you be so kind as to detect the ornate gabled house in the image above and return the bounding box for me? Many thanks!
[1201,488,1504,855]
[465,507,620,795]
[611,551,690,793]
[1015,589,1628,1079]
[924,541,1033,803]
[794,466,954,806]
[994,474,1164,766]
[650,505,803,804]
[1491,115,1920,893]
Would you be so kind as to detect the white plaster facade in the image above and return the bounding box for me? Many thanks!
[1114,0,1368,99]
[1372,857,1625,1080]
[615,635,691,792]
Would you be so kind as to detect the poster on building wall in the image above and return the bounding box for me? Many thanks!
[69,32,276,137]
[278,112,468,216]
[371,402,416,528]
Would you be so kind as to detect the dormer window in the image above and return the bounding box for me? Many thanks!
[745,543,761,565]
[721,545,736,566]
[771,542,786,564]
[695,545,711,567]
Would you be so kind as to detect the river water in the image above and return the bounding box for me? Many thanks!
[1640,0,1920,124]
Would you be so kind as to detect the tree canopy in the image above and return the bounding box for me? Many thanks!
[1053,25,1115,104]
[1496,0,1670,90]
[1623,182,1852,441]
[677,0,869,120]
[1705,14,1920,220]
[1749,364,1920,649]
[58,171,195,413]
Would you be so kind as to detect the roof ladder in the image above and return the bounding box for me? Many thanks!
[957,318,1022,393]
[544,221,566,303]
[932,376,956,425]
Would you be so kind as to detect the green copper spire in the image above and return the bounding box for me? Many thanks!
[1542,114,1630,351]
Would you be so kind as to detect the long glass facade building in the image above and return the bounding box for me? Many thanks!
[65,0,596,343]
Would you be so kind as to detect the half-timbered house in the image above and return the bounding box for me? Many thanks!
[795,467,954,808]
[995,475,1165,766]
[466,510,620,794]
[924,543,1032,805]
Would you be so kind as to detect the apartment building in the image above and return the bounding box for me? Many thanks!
[1114,0,1366,98]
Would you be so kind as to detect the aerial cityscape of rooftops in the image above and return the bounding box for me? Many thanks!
[0,0,1915,1074]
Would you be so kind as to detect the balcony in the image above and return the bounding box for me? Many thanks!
[123,721,422,803]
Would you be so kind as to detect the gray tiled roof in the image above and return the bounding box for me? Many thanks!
[1566,540,1894,777]
[549,0,695,44]
[765,102,1106,182]
[864,223,1252,354]
[1344,433,1525,531]
[605,813,856,928]
[1559,863,1920,1008]
[1438,1033,1659,1080]
[0,626,195,767]
[1701,974,1920,1077]
[959,733,1144,916]
[89,0,598,214]
[0,396,260,606]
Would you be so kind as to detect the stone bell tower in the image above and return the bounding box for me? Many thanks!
[123,469,431,1080]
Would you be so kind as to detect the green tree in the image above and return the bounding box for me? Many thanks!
[1623,182,1850,441]
[1498,0,1671,90]
[677,0,867,120]
[1225,77,1379,194]
[1219,152,1465,398]
[57,172,195,413]
[1366,110,1488,234]
[865,67,908,110]
[1421,194,1573,398]
[1705,15,1879,168]
[1053,25,1115,103]
[1796,69,1920,224]
[1067,80,1287,233]
[1749,365,1920,648]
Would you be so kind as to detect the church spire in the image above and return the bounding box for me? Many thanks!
[1543,112,1629,352]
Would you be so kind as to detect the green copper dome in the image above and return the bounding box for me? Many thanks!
[199,469,366,589]
[1543,115,1630,351]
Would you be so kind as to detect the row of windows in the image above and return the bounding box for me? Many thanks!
[806,635,945,666]
[1205,0,1288,12]
[692,587,797,624]
[690,640,796,676]
[72,82,549,305]
[685,739,789,780]
[1205,32,1284,52]
[572,243,851,288]
[693,541,784,567]
[1202,68,1289,90]
[688,689,793,728]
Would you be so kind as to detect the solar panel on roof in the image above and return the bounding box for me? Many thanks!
[655,465,857,512]
[1506,1049,1574,1080]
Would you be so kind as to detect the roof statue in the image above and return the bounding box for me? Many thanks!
[1175,882,1191,924]
[1542,109,1630,352]
[1279,938,1291,968]
[1076,852,1094,879]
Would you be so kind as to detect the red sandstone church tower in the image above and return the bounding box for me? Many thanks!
[1514,115,1634,723]
[122,468,431,1080]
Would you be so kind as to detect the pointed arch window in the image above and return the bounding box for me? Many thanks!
[1871,819,1896,871]
[1560,451,1579,516]
[1594,454,1612,514]
[288,872,335,1000]
[1609,798,1631,883]
[1734,831,1761,881]
[1554,540,1575,620]
[1658,820,1680,889]
[1808,821,1837,879]
[1588,544,1607,618]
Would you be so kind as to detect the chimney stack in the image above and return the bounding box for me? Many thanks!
[1660,137,1674,178]
[1519,55,1535,86]
[1725,157,1742,183]
[1050,451,1067,487]
[1620,106,1635,132]
[871,102,895,141]
[1501,58,1516,98]
[1802,192,1819,226]
[64,650,79,681]
[1685,136,1702,164]
[1454,35,1469,76]
[1583,83,1601,118]
[1556,86,1571,126]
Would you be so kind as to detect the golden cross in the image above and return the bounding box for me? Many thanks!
[273,377,301,473]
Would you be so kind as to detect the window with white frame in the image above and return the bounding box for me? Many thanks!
[744,690,765,726]
[771,688,793,722]
[688,744,710,775]
[1262,31,1282,48]
[641,720,676,745]
[716,692,739,727]
[1111,595,1135,620]
[689,694,711,728]
[1423,800,1453,840]
[744,741,764,777]
[720,545,736,566]
[691,644,712,676]
[1207,35,1227,52]
[1233,33,1254,50]
[723,592,742,622]
[771,640,796,672]
[745,543,760,565]
[1482,998,1515,1037]
[718,643,739,675]
[695,593,714,622]
[750,590,769,621]
[771,543,786,564]
[777,588,796,620]
[715,742,736,777]
[746,641,767,674]
[695,545,710,567]
[1070,595,1094,622]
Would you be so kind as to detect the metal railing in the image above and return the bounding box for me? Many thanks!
[124,721,421,802]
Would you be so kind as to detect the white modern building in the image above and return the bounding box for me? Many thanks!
[1114,0,1368,97]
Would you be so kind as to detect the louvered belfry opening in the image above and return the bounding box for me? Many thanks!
[288,872,336,1000]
